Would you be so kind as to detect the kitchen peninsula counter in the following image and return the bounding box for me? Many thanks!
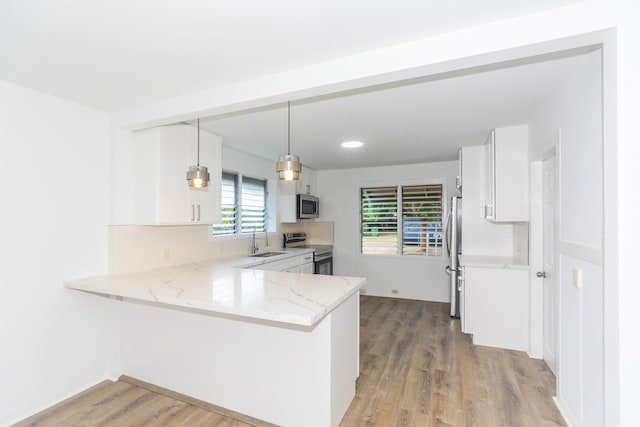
[65,252,364,327]
[65,255,365,427]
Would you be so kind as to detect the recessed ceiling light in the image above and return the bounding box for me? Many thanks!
[341,140,364,148]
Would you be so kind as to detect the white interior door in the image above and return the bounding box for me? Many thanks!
[542,153,558,375]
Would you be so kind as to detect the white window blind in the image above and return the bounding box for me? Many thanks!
[212,172,238,235]
[360,183,443,256]
[240,177,267,233]
[212,173,266,235]
[401,184,443,256]
[361,187,398,255]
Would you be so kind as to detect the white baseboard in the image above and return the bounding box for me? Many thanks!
[553,396,578,427]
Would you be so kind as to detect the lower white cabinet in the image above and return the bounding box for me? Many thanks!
[250,252,315,274]
[301,252,314,274]
[260,256,301,273]
[462,265,529,351]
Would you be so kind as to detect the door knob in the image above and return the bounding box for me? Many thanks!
[536,271,547,278]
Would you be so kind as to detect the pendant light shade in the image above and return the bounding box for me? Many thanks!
[187,118,210,188]
[187,165,209,188]
[276,101,301,181]
[277,153,301,181]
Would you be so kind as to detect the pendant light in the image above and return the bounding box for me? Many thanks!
[186,118,210,188]
[276,101,301,181]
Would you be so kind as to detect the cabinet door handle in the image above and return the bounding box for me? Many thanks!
[191,204,195,221]
[197,204,201,221]
[485,204,494,220]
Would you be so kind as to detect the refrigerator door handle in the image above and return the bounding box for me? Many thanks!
[445,210,452,257]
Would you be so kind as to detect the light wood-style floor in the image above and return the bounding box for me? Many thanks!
[14,295,565,427]
[342,296,565,426]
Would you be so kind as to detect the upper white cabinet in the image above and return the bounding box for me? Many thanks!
[297,165,317,195]
[278,180,298,223]
[484,125,529,222]
[456,148,462,193]
[134,124,222,225]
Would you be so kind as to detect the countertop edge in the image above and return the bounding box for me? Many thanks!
[459,255,529,270]
[64,255,366,328]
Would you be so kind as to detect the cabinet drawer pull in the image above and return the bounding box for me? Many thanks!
[191,204,195,221]
[197,204,201,221]
[485,204,494,220]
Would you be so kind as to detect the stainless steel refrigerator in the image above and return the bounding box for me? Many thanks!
[446,196,462,317]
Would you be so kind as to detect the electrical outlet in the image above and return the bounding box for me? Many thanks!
[219,242,224,253]
[391,289,399,295]
[162,248,170,261]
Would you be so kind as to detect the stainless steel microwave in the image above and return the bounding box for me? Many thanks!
[297,194,319,219]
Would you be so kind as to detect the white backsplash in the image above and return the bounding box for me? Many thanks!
[303,222,334,244]
[109,225,280,275]
[280,221,335,245]
[513,222,529,265]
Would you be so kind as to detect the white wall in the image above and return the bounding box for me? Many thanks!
[317,161,457,302]
[0,81,112,425]
[528,49,604,426]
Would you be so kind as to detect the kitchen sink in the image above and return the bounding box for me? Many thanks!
[250,251,286,258]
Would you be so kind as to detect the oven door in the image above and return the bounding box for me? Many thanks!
[314,254,333,275]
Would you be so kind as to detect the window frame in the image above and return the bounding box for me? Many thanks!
[359,178,446,258]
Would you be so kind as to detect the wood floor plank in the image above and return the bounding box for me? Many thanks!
[13,295,565,427]
[340,295,565,427]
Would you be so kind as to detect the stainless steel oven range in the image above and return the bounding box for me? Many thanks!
[283,232,333,275]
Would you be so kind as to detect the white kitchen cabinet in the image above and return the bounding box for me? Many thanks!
[251,254,301,273]
[296,165,317,195]
[301,252,314,274]
[278,180,298,223]
[456,148,462,193]
[462,264,529,351]
[250,252,315,274]
[134,124,222,225]
[484,125,529,222]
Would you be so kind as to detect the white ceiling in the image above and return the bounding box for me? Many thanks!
[200,52,590,170]
[0,0,590,170]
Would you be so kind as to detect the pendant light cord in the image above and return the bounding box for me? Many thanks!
[197,118,200,166]
[287,101,291,155]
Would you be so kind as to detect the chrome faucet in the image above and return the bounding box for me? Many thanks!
[251,228,259,254]
[250,228,269,254]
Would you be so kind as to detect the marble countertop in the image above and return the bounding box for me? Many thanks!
[65,250,365,327]
[459,255,529,270]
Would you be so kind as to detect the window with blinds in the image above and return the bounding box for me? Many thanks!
[213,172,238,235]
[360,183,443,256]
[361,187,398,255]
[240,177,267,233]
[212,173,267,235]
[402,184,443,256]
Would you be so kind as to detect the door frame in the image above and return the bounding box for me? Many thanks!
[528,132,560,371]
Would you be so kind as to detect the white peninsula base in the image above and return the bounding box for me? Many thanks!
[119,291,359,427]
